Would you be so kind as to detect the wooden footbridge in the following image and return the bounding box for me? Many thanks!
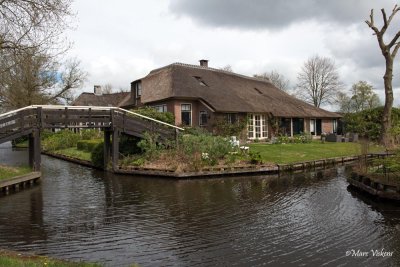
[0,105,183,171]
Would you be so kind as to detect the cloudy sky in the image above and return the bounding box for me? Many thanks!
[68,0,400,109]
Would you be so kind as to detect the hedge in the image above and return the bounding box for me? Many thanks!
[77,139,103,152]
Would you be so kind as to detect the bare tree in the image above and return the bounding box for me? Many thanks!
[0,0,73,54]
[0,49,86,110]
[296,55,342,108]
[102,83,114,94]
[220,65,233,72]
[254,70,290,92]
[0,0,84,111]
[365,5,400,147]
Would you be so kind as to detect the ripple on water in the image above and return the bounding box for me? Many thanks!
[0,150,399,266]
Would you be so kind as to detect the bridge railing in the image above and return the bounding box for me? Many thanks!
[0,105,183,143]
[0,108,38,135]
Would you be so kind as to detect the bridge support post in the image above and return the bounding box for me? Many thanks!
[112,129,120,171]
[104,130,111,169]
[28,129,41,171]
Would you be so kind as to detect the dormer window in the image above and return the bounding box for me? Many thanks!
[254,87,263,94]
[193,76,208,87]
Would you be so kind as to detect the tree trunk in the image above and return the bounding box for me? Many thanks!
[381,57,394,148]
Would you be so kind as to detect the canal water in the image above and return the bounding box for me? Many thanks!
[0,143,399,266]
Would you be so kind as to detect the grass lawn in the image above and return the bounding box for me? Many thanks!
[249,141,385,164]
[0,249,101,267]
[0,165,32,181]
[53,148,92,162]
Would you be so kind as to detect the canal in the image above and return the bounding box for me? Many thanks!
[0,143,399,266]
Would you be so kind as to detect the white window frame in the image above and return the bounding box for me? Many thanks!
[247,114,268,140]
[181,103,192,126]
[310,119,316,136]
[199,110,208,126]
[153,104,167,113]
[333,119,337,133]
[135,82,142,98]
[226,113,238,124]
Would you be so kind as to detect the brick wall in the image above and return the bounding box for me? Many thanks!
[322,119,333,133]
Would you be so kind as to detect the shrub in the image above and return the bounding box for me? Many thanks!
[119,134,141,156]
[77,139,102,152]
[91,141,105,169]
[178,133,233,167]
[249,151,262,164]
[131,106,175,124]
[80,129,103,140]
[343,107,400,142]
[137,132,164,160]
[42,130,81,151]
[212,116,247,137]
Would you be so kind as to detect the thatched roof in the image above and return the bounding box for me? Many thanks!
[72,92,129,107]
[130,63,341,118]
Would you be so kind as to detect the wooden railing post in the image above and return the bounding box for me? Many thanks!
[112,128,120,172]
[104,130,111,169]
[36,107,42,128]
[64,107,68,128]
[29,128,41,171]
[19,111,24,131]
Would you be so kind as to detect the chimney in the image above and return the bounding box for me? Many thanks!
[199,59,208,67]
[94,85,102,95]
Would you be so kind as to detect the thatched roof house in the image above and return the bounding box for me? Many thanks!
[120,60,341,139]
[73,86,129,107]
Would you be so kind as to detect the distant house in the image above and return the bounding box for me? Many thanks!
[119,60,341,140]
[73,85,129,107]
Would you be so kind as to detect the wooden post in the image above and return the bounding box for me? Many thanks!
[36,107,43,128]
[64,107,68,128]
[290,118,293,137]
[28,132,34,168]
[112,129,120,171]
[33,128,41,171]
[104,130,111,169]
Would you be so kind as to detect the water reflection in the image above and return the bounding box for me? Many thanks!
[0,147,399,267]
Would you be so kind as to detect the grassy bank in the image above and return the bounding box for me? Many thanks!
[0,165,31,181]
[249,142,384,164]
[53,148,92,162]
[0,249,101,267]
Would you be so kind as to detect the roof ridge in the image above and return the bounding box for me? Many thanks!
[149,62,271,84]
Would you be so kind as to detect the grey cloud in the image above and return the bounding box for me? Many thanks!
[169,0,396,29]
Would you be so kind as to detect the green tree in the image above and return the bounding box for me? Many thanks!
[350,81,380,112]
[338,81,381,113]
[366,5,400,147]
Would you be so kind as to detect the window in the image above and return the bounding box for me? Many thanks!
[248,114,268,139]
[333,119,337,133]
[254,88,263,94]
[292,118,304,135]
[226,113,237,124]
[199,111,208,126]
[310,119,316,135]
[135,82,142,98]
[153,104,167,113]
[181,104,192,126]
[193,76,208,87]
